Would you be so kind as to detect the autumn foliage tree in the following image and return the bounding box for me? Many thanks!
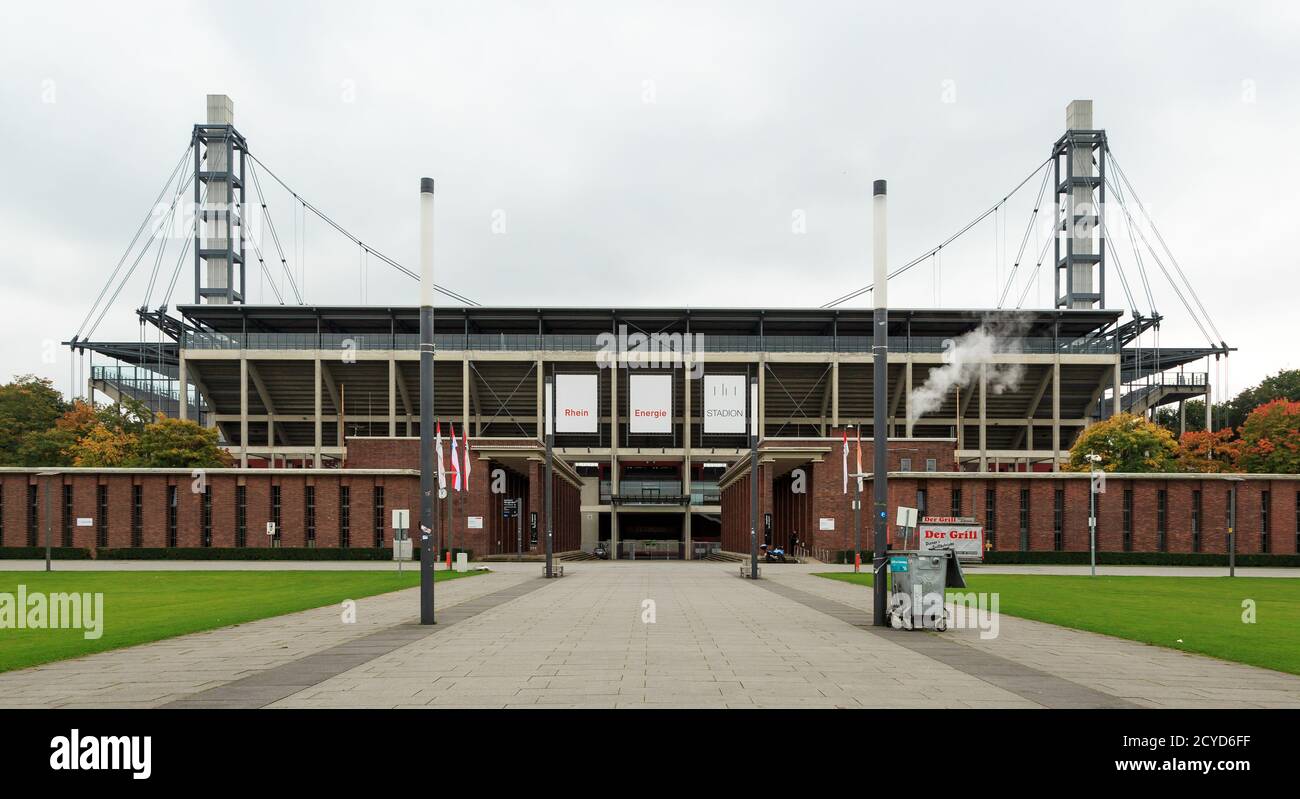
[1069,412,1179,472]
[1238,399,1300,474]
[1175,428,1243,473]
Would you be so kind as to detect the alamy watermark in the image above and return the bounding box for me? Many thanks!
[1,585,104,640]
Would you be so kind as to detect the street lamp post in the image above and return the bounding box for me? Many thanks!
[418,177,437,625]
[1226,476,1245,578]
[544,374,554,578]
[749,375,759,579]
[1086,453,1102,577]
[38,471,58,572]
[871,179,889,626]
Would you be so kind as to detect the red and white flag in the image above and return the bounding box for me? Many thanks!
[450,421,462,491]
[434,421,447,492]
[855,427,864,491]
[841,429,849,494]
[462,427,471,491]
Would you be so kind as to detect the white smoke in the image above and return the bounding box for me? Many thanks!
[907,315,1031,424]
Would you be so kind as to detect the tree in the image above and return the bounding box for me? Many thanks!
[134,417,231,468]
[71,424,140,467]
[1069,413,1179,472]
[1238,399,1300,474]
[0,375,67,465]
[1175,428,1242,473]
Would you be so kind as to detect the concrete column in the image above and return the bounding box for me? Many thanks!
[203,95,233,305]
[1112,356,1122,418]
[1067,99,1096,309]
[956,386,964,450]
[1205,384,1213,432]
[757,359,766,439]
[1051,359,1061,472]
[178,356,189,422]
[904,359,914,438]
[239,357,249,468]
[831,359,840,427]
[1179,400,1186,437]
[313,358,323,467]
[388,357,397,437]
[978,364,988,472]
[682,457,692,561]
[462,357,470,432]
[535,359,544,441]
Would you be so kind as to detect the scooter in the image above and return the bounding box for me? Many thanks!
[761,544,788,564]
[593,543,610,560]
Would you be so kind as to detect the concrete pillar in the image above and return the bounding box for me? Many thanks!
[204,95,233,305]
[1051,359,1061,472]
[1112,358,1122,417]
[831,359,840,427]
[682,457,692,561]
[1067,99,1096,309]
[904,359,914,438]
[313,358,323,467]
[1205,383,1213,432]
[535,359,544,441]
[178,356,189,422]
[978,364,988,472]
[462,357,470,432]
[1179,400,1186,437]
[239,357,249,468]
[757,359,766,439]
[388,357,397,437]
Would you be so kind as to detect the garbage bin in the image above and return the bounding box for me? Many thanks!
[886,549,967,631]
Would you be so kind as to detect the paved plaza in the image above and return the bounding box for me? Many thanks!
[2,562,1299,709]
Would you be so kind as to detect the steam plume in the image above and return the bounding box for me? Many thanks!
[908,315,1031,423]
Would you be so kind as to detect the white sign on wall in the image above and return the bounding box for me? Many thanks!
[819,518,835,531]
[467,516,484,529]
[702,374,746,434]
[76,517,93,527]
[629,373,672,434]
[555,374,599,433]
[917,516,985,562]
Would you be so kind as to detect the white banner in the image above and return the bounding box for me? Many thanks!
[917,516,985,561]
[555,374,598,433]
[702,374,746,434]
[629,373,672,434]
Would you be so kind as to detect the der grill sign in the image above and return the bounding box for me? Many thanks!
[917,516,985,561]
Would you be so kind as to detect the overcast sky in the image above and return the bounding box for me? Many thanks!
[1,1,1296,403]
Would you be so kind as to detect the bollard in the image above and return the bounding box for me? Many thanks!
[854,552,861,573]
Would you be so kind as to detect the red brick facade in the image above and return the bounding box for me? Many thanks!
[717,432,1300,557]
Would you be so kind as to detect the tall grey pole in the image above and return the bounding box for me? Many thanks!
[44,475,53,572]
[1229,482,1237,578]
[871,179,889,626]
[418,178,437,625]
[544,374,555,578]
[853,471,861,569]
[749,375,759,579]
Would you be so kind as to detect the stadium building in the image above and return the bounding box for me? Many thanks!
[10,96,1286,562]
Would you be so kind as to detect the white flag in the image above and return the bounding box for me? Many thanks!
[450,421,462,492]
[841,429,849,494]
[434,421,447,492]
[462,427,471,491]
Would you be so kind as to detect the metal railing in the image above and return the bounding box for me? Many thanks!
[182,330,1117,354]
[90,365,206,421]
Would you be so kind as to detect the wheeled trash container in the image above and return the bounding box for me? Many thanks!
[886,549,967,631]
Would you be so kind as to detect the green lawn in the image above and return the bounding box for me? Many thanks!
[0,569,480,673]
[816,571,1300,676]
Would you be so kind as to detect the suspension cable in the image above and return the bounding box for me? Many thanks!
[74,143,192,340]
[822,156,1052,309]
[246,153,479,306]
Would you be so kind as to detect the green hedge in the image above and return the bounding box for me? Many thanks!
[0,546,94,560]
[94,547,392,561]
[827,549,1300,568]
